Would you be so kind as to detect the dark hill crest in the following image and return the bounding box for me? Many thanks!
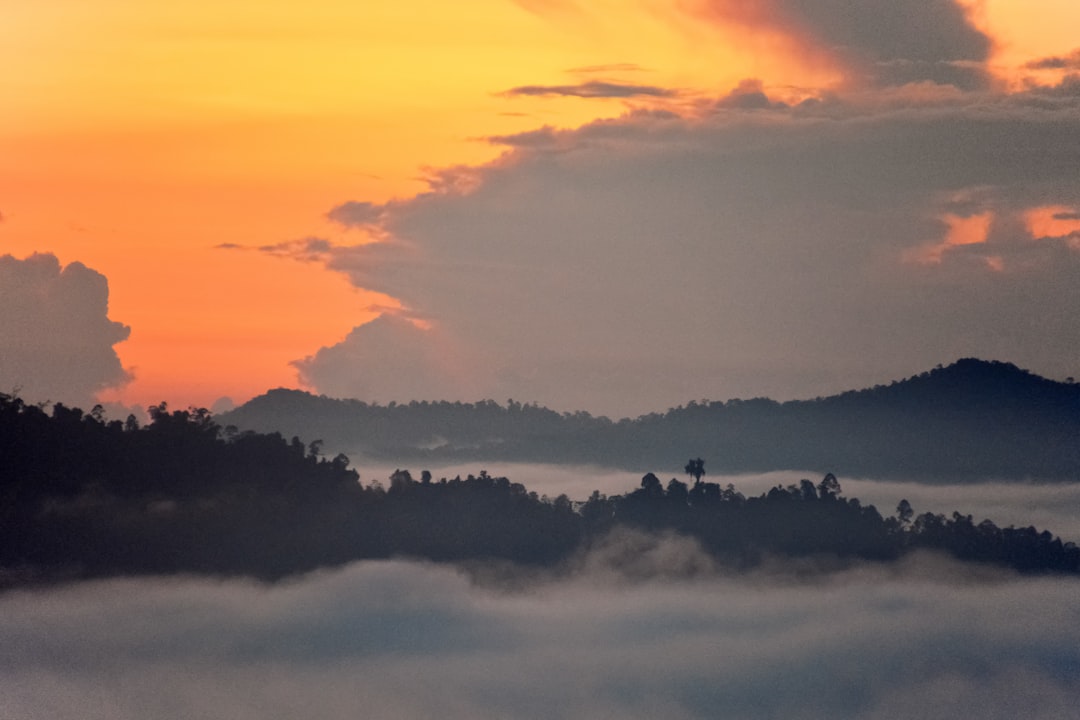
[823,358,1073,408]
[219,359,1080,481]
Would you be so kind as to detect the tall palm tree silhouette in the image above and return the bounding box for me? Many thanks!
[684,457,705,484]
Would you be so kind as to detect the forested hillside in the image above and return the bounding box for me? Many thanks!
[220,359,1080,480]
[2,391,1076,589]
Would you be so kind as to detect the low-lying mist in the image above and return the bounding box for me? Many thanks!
[354,462,1080,542]
[4,534,1079,720]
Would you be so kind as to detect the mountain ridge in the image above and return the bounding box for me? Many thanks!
[218,359,1080,481]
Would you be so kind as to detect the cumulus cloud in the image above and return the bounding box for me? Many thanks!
[2,554,1079,719]
[500,81,677,98]
[291,313,481,403]
[695,0,993,89]
[290,77,1080,416]
[0,253,130,407]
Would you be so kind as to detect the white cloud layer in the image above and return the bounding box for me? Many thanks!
[3,552,1079,720]
[0,253,130,407]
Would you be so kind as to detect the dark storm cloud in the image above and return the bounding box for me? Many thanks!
[2,554,1079,719]
[0,253,130,407]
[500,81,677,98]
[295,78,1080,416]
[698,0,992,88]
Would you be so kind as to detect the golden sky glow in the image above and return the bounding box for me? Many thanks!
[2,0,1079,411]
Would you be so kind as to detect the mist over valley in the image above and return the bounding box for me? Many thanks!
[4,551,1080,720]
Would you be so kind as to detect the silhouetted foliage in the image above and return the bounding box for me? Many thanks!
[684,457,705,484]
[1,391,1077,590]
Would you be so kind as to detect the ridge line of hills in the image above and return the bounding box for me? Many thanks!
[219,358,1080,481]
[2,390,1077,586]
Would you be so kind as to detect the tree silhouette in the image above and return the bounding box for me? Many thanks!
[818,472,841,499]
[896,499,914,525]
[684,458,705,484]
[640,472,663,497]
[1,390,1077,587]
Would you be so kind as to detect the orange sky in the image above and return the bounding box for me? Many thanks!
[1,0,1077,410]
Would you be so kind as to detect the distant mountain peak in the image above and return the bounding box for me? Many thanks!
[936,357,1023,376]
[920,358,1055,390]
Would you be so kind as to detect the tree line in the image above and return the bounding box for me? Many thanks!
[218,359,1080,480]
[1,392,1076,589]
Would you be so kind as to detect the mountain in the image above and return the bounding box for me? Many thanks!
[218,359,1080,481]
[3,394,1077,587]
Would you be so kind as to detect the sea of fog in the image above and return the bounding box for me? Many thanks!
[3,543,1079,720]
[354,462,1080,543]
[6,464,1080,718]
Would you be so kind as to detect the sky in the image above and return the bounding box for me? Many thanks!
[3,0,1080,416]
[3,549,1080,719]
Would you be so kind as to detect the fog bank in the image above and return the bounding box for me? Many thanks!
[3,549,1079,720]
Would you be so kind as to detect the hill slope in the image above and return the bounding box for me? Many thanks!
[3,394,1078,587]
[219,359,1080,480]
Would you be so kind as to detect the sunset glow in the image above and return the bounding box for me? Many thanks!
[3,0,1080,415]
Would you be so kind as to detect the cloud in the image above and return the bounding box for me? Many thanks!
[1025,49,1080,71]
[484,125,563,148]
[2,555,1079,719]
[256,237,334,258]
[0,253,130,407]
[696,0,992,89]
[219,237,340,263]
[715,78,789,110]
[326,201,385,228]
[500,81,677,99]
[292,79,1080,416]
[291,313,481,403]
